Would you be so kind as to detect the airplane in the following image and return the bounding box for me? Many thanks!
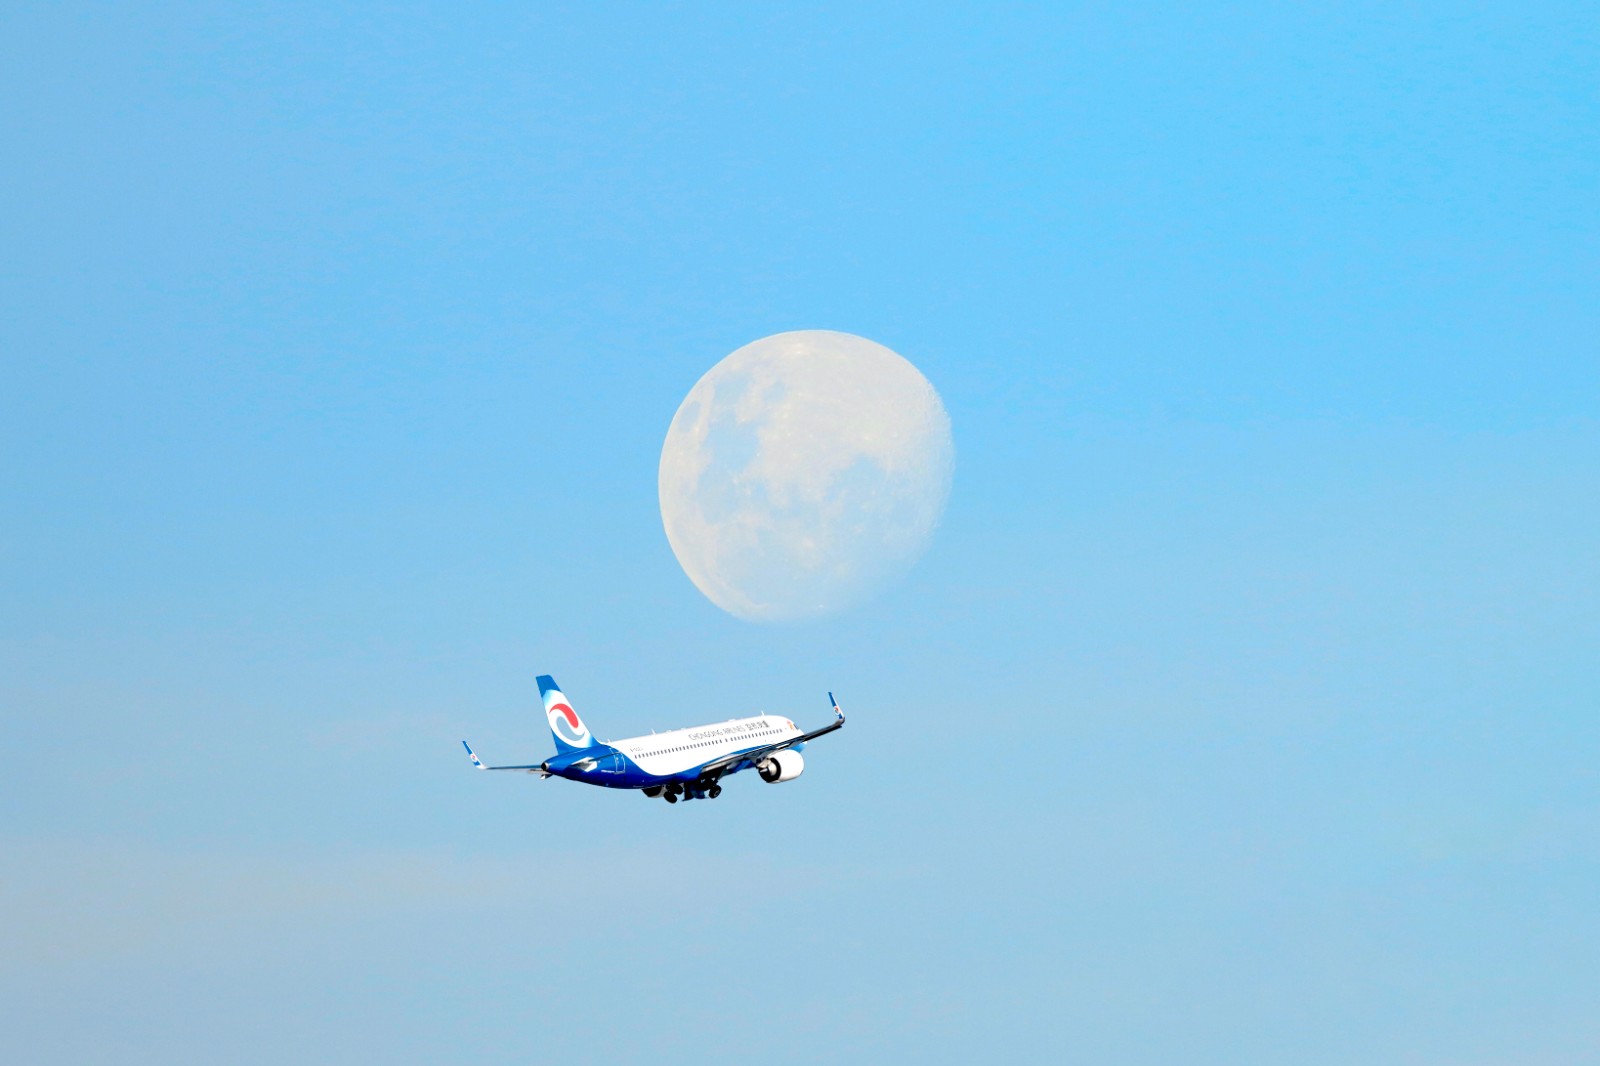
[462,674,846,803]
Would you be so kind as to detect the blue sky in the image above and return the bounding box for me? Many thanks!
[2,3,1596,1062]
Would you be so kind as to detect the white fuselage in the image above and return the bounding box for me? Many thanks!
[613,714,802,779]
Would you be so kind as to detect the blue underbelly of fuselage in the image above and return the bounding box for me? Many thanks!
[551,744,790,789]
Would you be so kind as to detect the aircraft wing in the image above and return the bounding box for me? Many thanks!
[698,692,846,777]
[462,741,551,777]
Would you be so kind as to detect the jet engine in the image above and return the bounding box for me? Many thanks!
[758,749,805,783]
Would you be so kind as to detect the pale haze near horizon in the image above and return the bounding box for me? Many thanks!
[1,4,1597,1064]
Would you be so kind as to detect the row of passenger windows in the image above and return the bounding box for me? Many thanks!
[640,726,780,757]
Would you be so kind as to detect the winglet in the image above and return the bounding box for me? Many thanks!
[463,741,486,770]
[829,692,844,721]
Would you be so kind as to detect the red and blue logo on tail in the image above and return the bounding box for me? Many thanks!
[538,675,597,752]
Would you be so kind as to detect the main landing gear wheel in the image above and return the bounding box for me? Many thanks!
[664,792,678,804]
[709,784,723,799]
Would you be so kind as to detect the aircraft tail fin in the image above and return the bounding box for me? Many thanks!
[538,674,600,753]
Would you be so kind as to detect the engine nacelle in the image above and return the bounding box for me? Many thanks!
[758,749,805,783]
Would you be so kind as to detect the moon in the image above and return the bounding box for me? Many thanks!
[659,330,954,622]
